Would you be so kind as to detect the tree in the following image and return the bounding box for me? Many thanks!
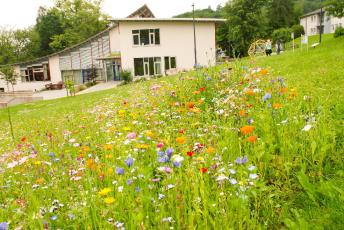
[0,28,16,65]
[325,0,344,18]
[268,0,295,31]
[224,0,268,57]
[0,66,18,92]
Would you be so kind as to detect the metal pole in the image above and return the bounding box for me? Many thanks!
[319,1,323,43]
[192,3,197,68]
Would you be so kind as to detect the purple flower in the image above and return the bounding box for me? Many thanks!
[135,186,140,192]
[263,93,271,102]
[247,118,254,125]
[157,151,165,157]
[166,148,173,158]
[116,167,124,175]
[235,156,248,164]
[125,157,134,167]
[158,156,169,163]
[0,222,8,230]
[173,161,181,167]
[126,179,133,185]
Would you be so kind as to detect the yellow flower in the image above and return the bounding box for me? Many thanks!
[98,188,112,196]
[103,144,113,151]
[206,147,215,154]
[104,197,115,204]
[145,130,154,138]
[197,157,205,162]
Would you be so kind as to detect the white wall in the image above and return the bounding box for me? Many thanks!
[49,55,62,82]
[118,21,216,75]
[109,26,121,53]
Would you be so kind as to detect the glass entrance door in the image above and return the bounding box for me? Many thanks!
[105,59,121,81]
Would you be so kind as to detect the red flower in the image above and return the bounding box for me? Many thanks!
[199,87,206,92]
[179,129,186,134]
[200,168,208,173]
[187,151,194,157]
[20,137,27,142]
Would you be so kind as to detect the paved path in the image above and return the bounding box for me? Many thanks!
[34,81,122,100]
[76,81,122,95]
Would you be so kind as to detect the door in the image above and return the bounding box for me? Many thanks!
[144,58,149,76]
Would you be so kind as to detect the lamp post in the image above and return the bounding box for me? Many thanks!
[192,3,198,68]
[319,0,323,43]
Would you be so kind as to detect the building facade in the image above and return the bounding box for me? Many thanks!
[0,5,224,92]
[300,8,344,36]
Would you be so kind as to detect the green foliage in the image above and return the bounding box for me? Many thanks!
[0,65,18,91]
[325,0,344,18]
[291,24,305,38]
[268,0,295,31]
[120,69,133,84]
[334,27,344,38]
[225,0,268,56]
[272,27,292,43]
[174,5,223,18]
[64,79,76,96]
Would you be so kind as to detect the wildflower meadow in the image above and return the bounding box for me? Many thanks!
[0,36,343,229]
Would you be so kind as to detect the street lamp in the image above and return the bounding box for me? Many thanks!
[192,3,198,68]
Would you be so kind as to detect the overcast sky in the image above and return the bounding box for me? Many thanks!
[0,0,228,29]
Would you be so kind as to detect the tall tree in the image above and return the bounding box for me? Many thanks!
[325,0,344,18]
[224,0,268,56]
[0,28,16,65]
[268,0,295,31]
[36,7,64,55]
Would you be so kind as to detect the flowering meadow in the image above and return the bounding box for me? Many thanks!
[0,38,344,229]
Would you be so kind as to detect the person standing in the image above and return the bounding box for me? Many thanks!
[265,39,272,56]
[276,40,281,55]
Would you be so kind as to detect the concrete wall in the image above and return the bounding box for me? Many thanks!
[109,26,121,53]
[49,55,62,82]
[330,17,344,33]
[118,21,216,75]
[301,13,344,36]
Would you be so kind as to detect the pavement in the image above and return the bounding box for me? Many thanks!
[33,81,122,100]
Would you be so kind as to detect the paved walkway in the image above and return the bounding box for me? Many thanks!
[76,81,122,95]
[33,81,122,100]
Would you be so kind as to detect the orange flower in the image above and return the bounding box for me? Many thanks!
[103,144,113,151]
[280,87,288,94]
[247,135,257,143]
[246,89,255,96]
[176,136,186,144]
[290,88,297,97]
[239,110,246,117]
[272,103,282,109]
[192,90,201,95]
[260,69,268,75]
[186,102,195,109]
[240,125,255,135]
[20,137,27,142]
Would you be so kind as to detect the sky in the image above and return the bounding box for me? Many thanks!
[0,0,228,29]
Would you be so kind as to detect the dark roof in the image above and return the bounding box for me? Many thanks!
[300,8,326,18]
[127,4,155,18]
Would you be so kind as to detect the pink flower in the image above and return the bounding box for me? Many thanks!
[127,132,137,140]
[157,142,164,148]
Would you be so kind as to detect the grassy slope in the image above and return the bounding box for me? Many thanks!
[0,35,343,229]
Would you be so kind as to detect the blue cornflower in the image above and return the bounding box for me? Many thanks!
[126,179,133,185]
[263,93,271,102]
[125,157,134,167]
[166,148,173,159]
[135,187,140,192]
[157,151,165,157]
[235,156,248,164]
[158,156,169,163]
[0,222,8,230]
[116,167,124,175]
[173,161,181,167]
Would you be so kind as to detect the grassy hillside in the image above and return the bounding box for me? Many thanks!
[0,36,343,229]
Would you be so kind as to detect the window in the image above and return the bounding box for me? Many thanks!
[134,57,161,76]
[132,29,160,46]
[164,56,177,71]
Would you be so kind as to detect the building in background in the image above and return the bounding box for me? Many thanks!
[300,8,344,36]
[0,5,224,92]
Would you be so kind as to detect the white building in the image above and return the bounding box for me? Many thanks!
[0,5,225,92]
[300,8,344,36]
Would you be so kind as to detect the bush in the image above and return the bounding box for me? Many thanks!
[121,69,133,84]
[272,28,292,43]
[85,81,96,88]
[334,27,344,38]
[291,25,305,38]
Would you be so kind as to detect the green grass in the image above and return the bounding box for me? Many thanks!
[0,35,343,229]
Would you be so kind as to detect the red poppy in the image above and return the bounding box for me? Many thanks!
[187,151,194,157]
[200,168,208,173]
[179,129,186,134]
[199,87,206,92]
